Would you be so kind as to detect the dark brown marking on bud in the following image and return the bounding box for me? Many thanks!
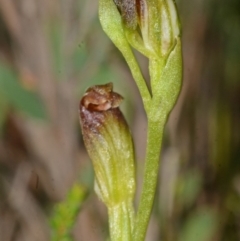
[136,0,146,27]
[80,105,127,137]
[113,0,138,29]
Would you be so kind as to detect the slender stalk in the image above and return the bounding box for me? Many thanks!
[108,201,135,241]
[123,50,151,112]
[133,113,167,241]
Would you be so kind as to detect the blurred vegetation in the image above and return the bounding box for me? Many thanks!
[0,0,239,241]
[50,184,86,241]
[0,62,46,123]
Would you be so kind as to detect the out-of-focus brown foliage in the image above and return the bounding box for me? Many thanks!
[0,0,239,241]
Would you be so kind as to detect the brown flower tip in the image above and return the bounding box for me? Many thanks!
[79,82,127,143]
[81,82,123,111]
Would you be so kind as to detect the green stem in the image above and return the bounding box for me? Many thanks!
[121,47,151,112]
[133,113,167,241]
[108,201,135,241]
[149,58,165,100]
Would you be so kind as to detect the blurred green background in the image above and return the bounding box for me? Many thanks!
[0,0,239,240]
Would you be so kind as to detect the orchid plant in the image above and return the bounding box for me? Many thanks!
[79,0,182,240]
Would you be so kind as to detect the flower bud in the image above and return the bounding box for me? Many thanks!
[112,0,180,57]
[79,83,135,207]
